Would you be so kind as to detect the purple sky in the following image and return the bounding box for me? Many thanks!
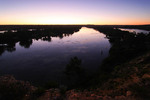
[0,0,150,25]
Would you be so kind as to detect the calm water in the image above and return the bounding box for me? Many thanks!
[119,28,150,34]
[0,30,8,33]
[0,27,111,84]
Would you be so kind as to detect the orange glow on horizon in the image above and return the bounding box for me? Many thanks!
[1,0,150,25]
[0,20,149,25]
[0,14,149,25]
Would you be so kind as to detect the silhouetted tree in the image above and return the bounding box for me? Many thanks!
[64,57,86,88]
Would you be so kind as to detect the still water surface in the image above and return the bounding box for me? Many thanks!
[0,27,111,84]
[119,28,150,34]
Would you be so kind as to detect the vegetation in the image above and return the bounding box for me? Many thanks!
[0,25,81,55]
[0,75,35,100]
[64,57,87,89]
[0,25,150,99]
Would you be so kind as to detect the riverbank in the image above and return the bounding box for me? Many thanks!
[38,51,150,100]
[1,51,150,100]
[1,25,150,100]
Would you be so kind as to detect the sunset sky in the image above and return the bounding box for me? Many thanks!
[0,0,150,25]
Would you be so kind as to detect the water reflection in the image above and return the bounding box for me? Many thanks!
[0,27,111,84]
[119,28,150,34]
[0,30,17,33]
[0,30,8,34]
[0,26,81,55]
[28,29,36,31]
[11,30,17,32]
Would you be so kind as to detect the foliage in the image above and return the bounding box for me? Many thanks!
[0,75,34,100]
[64,57,87,88]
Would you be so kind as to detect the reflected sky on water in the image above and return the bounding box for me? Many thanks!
[119,28,150,34]
[0,27,111,84]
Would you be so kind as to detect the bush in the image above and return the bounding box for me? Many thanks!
[0,75,34,100]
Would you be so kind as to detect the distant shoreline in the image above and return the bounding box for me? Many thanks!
[0,24,150,26]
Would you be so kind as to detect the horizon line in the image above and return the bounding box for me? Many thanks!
[0,24,150,26]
